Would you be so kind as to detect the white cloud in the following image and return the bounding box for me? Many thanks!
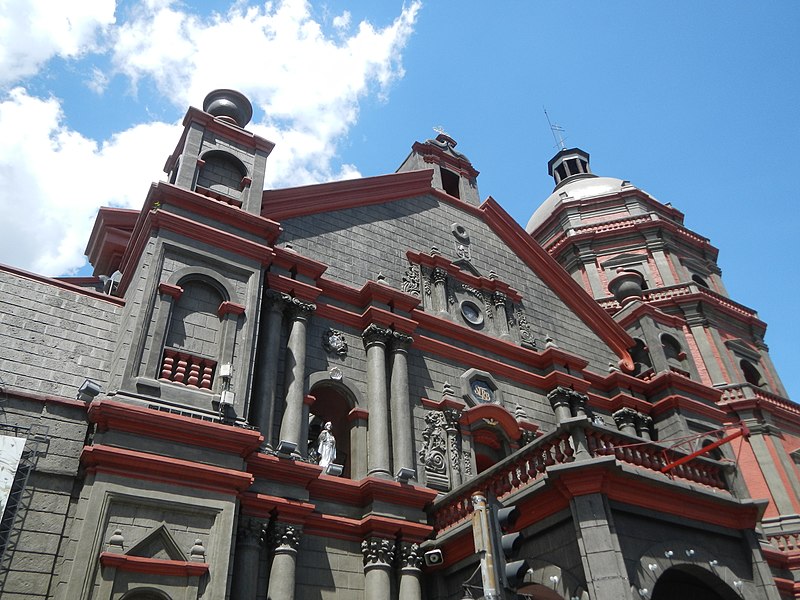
[0,88,179,276]
[0,0,421,276]
[0,0,115,85]
[110,0,421,187]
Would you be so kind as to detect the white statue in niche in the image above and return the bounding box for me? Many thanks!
[316,421,336,469]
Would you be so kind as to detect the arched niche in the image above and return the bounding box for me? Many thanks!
[461,404,521,474]
[120,589,174,600]
[307,373,366,479]
[196,150,248,199]
[652,565,741,600]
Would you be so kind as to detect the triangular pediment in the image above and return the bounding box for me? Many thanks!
[127,524,185,561]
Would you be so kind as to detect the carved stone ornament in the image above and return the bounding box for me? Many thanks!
[399,542,423,570]
[362,323,392,347]
[270,522,302,551]
[401,262,421,297]
[237,517,265,546]
[419,411,449,491]
[361,537,395,567]
[514,304,534,347]
[323,328,348,356]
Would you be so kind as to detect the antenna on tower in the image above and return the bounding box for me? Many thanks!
[544,108,567,151]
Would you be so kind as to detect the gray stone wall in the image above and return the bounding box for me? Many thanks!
[0,269,121,399]
[295,535,364,599]
[279,194,619,374]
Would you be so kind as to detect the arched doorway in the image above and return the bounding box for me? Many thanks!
[307,381,355,478]
[652,565,741,600]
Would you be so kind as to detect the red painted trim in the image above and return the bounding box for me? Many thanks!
[772,577,800,595]
[650,394,728,422]
[82,444,253,494]
[153,210,275,265]
[479,197,635,371]
[218,301,246,317]
[239,492,316,523]
[304,394,317,406]
[152,182,281,242]
[307,476,438,509]
[348,407,369,421]
[3,388,88,410]
[421,396,468,412]
[413,333,591,393]
[247,452,323,488]
[88,399,263,457]
[762,548,800,570]
[412,309,589,371]
[0,263,125,306]
[261,169,435,220]
[461,404,522,441]
[614,301,686,329]
[273,246,328,280]
[159,282,183,299]
[302,512,432,544]
[99,552,209,577]
[411,140,480,179]
[267,272,323,302]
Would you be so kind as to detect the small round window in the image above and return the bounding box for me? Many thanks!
[460,300,483,326]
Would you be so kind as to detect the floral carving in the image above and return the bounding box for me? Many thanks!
[401,262,421,296]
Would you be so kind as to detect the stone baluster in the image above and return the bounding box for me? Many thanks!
[363,324,393,479]
[278,298,315,455]
[398,542,423,600]
[251,290,286,448]
[361,537,395,600]
[230,518,264,600]
[267,523,302,600]
[390,331,415,480]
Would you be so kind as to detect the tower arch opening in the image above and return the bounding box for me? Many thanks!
[651,565,741,600]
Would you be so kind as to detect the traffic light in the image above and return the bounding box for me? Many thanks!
[494,504,529,592]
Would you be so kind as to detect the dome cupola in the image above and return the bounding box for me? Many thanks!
[548,147,594,188]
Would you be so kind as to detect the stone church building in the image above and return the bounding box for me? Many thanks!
[1,90,798,599]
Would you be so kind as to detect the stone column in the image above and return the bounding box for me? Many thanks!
[571,493,633,600]
[251,291,286,448]
[398,542,423,600]
[361,537,395,600]
[267,523,302,600]
[613,407,638,436]
[431,267,448,314]
[682,307,727,386]
[444,408,463,488]
[635,414,653,441]
[363,324,392,479]
[278,298,315,455]
[548,386,574,424]
[390,331,415,480]
[230,518,264,600]
[492,292,512,341]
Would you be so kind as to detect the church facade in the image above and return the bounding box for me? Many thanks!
[0,90,798,600]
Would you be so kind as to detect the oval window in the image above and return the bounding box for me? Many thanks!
[460,300,484,326]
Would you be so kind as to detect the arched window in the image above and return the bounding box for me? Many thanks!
[740,359,766,387]
[692,274,710,288]
[631,338,652,376]
[472,427,507,474]
[120,589,173,600]
[661,333,685,363]
[196,150,247,199]
[160,278,225,390]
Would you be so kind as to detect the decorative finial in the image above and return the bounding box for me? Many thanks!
[545,335,558,349]
[442,381,455,399]
[108,528,124,552]
[190,538,206,561]
[430,245,441,256]
[488,269,498,280]
[376,272,386,283]
[514,403,528,421]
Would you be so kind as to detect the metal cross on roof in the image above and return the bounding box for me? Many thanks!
[543,108,567,150]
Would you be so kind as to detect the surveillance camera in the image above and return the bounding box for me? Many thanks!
[423,549,443,567]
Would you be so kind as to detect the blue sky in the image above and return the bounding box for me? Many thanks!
[0,1,797,399]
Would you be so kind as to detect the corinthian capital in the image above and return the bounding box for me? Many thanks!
[361,537,395,567]
[362,323,392,347]
[399,542,422,570]
[270,522,302,551]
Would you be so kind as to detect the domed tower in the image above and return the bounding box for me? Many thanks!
[527,147,800,558]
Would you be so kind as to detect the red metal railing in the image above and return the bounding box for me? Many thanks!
[160,348,216,390]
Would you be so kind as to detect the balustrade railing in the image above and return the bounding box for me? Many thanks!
[430,421,729,533]
[160,348,216,390]
[767,531,800,552]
